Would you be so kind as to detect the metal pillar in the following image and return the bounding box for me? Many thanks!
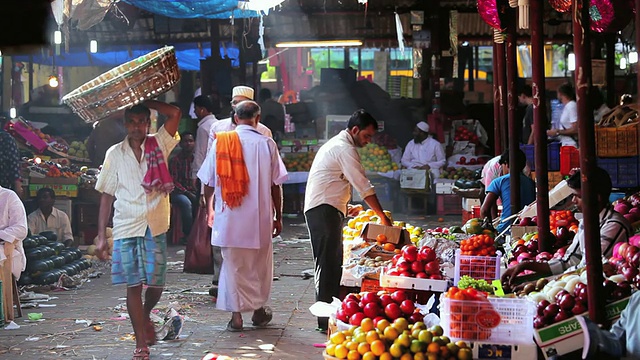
[605,34,616,107]
[574,0,604,325]
[506,9,521,212]
[493,42,502,155]
[531,0,551,252]
[497,41,508,154]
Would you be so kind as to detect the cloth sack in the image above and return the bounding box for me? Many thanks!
[141,136,174,194]
[183,207,214,274]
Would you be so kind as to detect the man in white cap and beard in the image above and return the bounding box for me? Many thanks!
[205,85,273,296]
[401,121,446,179]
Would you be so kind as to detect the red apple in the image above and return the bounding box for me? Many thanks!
[618,243,630,259]
[372,316,385,327]
[558,293,576,311]
[415,272,428,278]
[555,290,570,304]
[344,294,359,303]
[336,308,348,323]
[571,302,587,315]
[397,259,411,273]
[430,274,443,280]
[411,260,425,274]
[363,302,382,319]
[424,260,440,275]
[350,312,366,326]
[380,294,394,307]
[344,300,361,317]
[391,254,403,265]
[401,245,419,262]
[537,300,550,317]
[361,292,381,305]
[384,303,402,320]
[620,263,639,281]
[390,290,408,304]
[418,247,436,263]
[533,315,548,329]
[629,251,640,268]
[387,269,399,276]
[624,246,640,264]
[400,300,416,315]
[543,303,560,319]
[553,310,571,323]
[408,312,424,324]
[400,271,413,277]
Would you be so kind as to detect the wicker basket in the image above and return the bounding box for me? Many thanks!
[62,46,180,123]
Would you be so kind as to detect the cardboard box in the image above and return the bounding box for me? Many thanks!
[510,226,538,241]
[361,278,383,293]
[534,297,630,359]
[379,268,449,292]
[360,223,410,246]
[30,177,79,185]
[350,243,396,261]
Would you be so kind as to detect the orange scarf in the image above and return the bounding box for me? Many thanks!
[216,131,249,209]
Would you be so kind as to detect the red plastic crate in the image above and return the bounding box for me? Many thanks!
[560,146,580,175]
[437,194,462,215]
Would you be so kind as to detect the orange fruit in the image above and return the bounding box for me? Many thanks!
[357,342,371,355]
[370,340,386,356]
[335,344,349,359]
[347,349,361,360]
[362,352,376,360]
[376,233,388,244]
[427,342,441,353]
[360,318,374,332]
[365,330,380,344]
[383,243,396,251]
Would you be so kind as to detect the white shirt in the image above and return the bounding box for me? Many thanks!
[207,118,273,154]
[192,114,218,178]
[188,87,202,119]
[304,130,376,216]
[95,126,180,240]
[558,100,578,147]
[28,208,73,242]
[401,136,446,178]
[197,125,288,249]
[0,187,28,278]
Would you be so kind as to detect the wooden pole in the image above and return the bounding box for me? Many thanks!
[574,0,604,325]
[531,0,551,252]
[497,41,507,154]
[636,0,640,108]
[493,42,502,155]
[605,34,616,107]
[506,9,521,212]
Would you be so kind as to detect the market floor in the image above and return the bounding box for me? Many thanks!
[0,213,460,360]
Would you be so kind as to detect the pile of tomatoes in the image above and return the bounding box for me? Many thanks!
[549,210,579,233]
[459,234,496,256]
[443,287,496,341]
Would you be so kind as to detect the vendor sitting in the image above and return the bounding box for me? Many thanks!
[27,188,74,247]
[400,121,446,179]
[481,149,536,235]
[501,167,632,286]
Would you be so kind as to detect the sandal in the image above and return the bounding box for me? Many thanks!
[226,320,243,332]
[132,347,150,360]
[145,321,157,346]
[251,306,273,327]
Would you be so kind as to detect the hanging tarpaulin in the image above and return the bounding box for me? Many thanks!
[51,0,65,25]
[395,12,406,55]
[73,0,114,30]
[450,10,458,78]
[237,0,285,14]
[122,0,257,19]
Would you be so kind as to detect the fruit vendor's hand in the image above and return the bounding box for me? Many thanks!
[417,164,430,170]
[379,214,392,227]
[95,233,110,261]
[272,218,282,237]
[347,204,363,217]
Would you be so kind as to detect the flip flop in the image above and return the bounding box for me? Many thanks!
[251,306,273,327]
[226,320,243,332]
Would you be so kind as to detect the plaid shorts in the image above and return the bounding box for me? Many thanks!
[111,228,167,287]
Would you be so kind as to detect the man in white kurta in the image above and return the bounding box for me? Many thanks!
[198,100,287,331]
[0,185,28,322]
[401,121,446,179]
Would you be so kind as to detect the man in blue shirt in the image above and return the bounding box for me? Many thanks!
[480,149,536,234]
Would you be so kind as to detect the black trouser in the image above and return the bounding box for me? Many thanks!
[305,204,344,329]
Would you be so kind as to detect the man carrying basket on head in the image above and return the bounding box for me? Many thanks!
[95,100,181,360]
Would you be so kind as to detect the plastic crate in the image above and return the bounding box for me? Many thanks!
[437,194,462,215]
[560,146,580,175]
[520,142,561,171]
[440,295,535,345]
[596,122,640,158]
[454,249,501,285]
[597,157,640,188]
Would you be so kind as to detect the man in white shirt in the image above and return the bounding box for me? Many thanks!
[198,100,288,331]
[94,100,181,359]
[0,185,28,322]
[204,85,272,294]
[191,95,218,181]
[304,109,392,332]
[401,121,446,179]
[27,188,74,247]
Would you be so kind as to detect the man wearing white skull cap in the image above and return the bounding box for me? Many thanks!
[401,121,446,178]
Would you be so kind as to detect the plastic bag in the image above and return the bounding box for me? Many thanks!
[183,207,214,274]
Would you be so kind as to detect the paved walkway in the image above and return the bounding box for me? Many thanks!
[0,214,459,360]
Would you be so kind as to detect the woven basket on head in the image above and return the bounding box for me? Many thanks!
[62,46,180,123]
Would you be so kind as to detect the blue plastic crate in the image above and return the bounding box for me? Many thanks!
[519,142,560,171]
[597,157,640,188]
